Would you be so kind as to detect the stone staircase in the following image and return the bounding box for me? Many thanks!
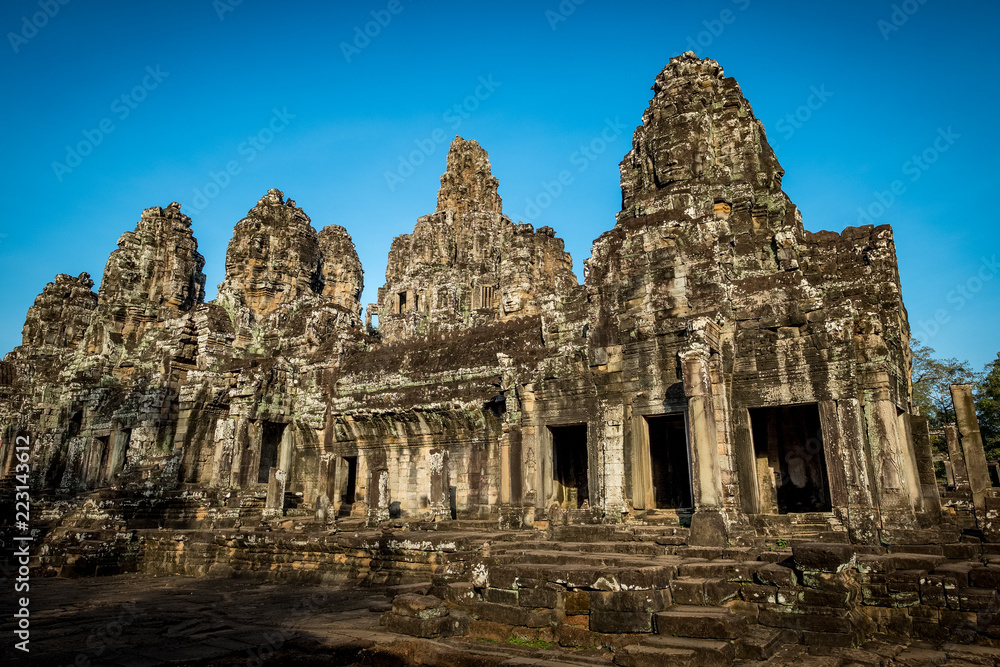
[379,515,1000,664]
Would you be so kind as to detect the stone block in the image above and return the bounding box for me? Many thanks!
[393,593,448,619]
[792,543,856,573]
[472,601,560,628]
[590,610,655,634]
[757,606,851,634]
[483,587,518,605]
[614,644,696,667]
[565,590,590,615]
[969,565,1000,589]
[643,635,735,666]
[654,608,746,639]
[589,589,669,613]
[518,586,562,609]
[756,563,798,587]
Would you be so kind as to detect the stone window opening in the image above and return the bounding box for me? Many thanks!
[749,404,831,514]
[646,414,692,509]
[258,422,285,484]
[481,285,495,309]
[397,291,407,314]
[549,424,589,509]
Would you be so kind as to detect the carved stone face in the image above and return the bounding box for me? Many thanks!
[648,112,709,187]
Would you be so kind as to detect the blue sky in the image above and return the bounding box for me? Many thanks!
[1,0,997,369]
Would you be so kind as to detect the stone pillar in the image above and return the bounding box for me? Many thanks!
[908,414,942,523]
[680,347,726,546]
[862,379,918,526]
[367,467,390,526]
[599,401,627,518]
[943,461,955,487]
[264,468,286,519]
[951,384,991,526]
[945,424,971,497]
[428,449,450,520]
[499,432,511,506]
[836,398,881,544]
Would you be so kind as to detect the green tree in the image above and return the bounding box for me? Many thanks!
[977,352,1000,461]
[910,339,979,427]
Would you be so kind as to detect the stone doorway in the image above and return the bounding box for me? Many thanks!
[749,404,832,514]
[338,455,358,516]
[550,424,589,509]
[258,422,285,484]
[646,414,692,509]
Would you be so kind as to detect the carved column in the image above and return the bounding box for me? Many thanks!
[428,449,450,520]
[680,323,726,546]
[862,374,919,526]
[264,468,286,519]
[367,467,390,525]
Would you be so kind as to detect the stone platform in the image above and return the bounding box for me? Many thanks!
[9,512,1000,666]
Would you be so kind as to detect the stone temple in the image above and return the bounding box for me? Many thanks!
[2,53,999,664]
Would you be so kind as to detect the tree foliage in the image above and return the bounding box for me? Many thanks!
[910,339,980,428]
[977,352,1000,461]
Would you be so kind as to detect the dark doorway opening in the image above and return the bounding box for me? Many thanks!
[338,455,357,517]
[94,435,109,485]
[646,414,692,509]
[550,424,589,509]
[258,422,285,484]
[749,404,831,514]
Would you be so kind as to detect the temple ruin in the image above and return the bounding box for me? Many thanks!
[2,53,998,665]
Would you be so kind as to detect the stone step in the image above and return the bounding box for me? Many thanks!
[560,541,665,556]
[641,635,735,666]
[654,605,747,639]
[669,577,740,606]
[735,625,797,661]
[613,644,696,667]
[472,601,563,628]
[485,562,674,591]
[442,637,612,667]
[677,560,762,581]
[550,525,628,542]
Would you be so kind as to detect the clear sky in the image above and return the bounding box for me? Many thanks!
[1,0,997,369]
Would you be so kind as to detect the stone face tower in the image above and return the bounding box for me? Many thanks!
[217,188,363,349]
[89,202,207,349]
[375,136,577,342]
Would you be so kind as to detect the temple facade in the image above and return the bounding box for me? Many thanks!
[1,53,992,547]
